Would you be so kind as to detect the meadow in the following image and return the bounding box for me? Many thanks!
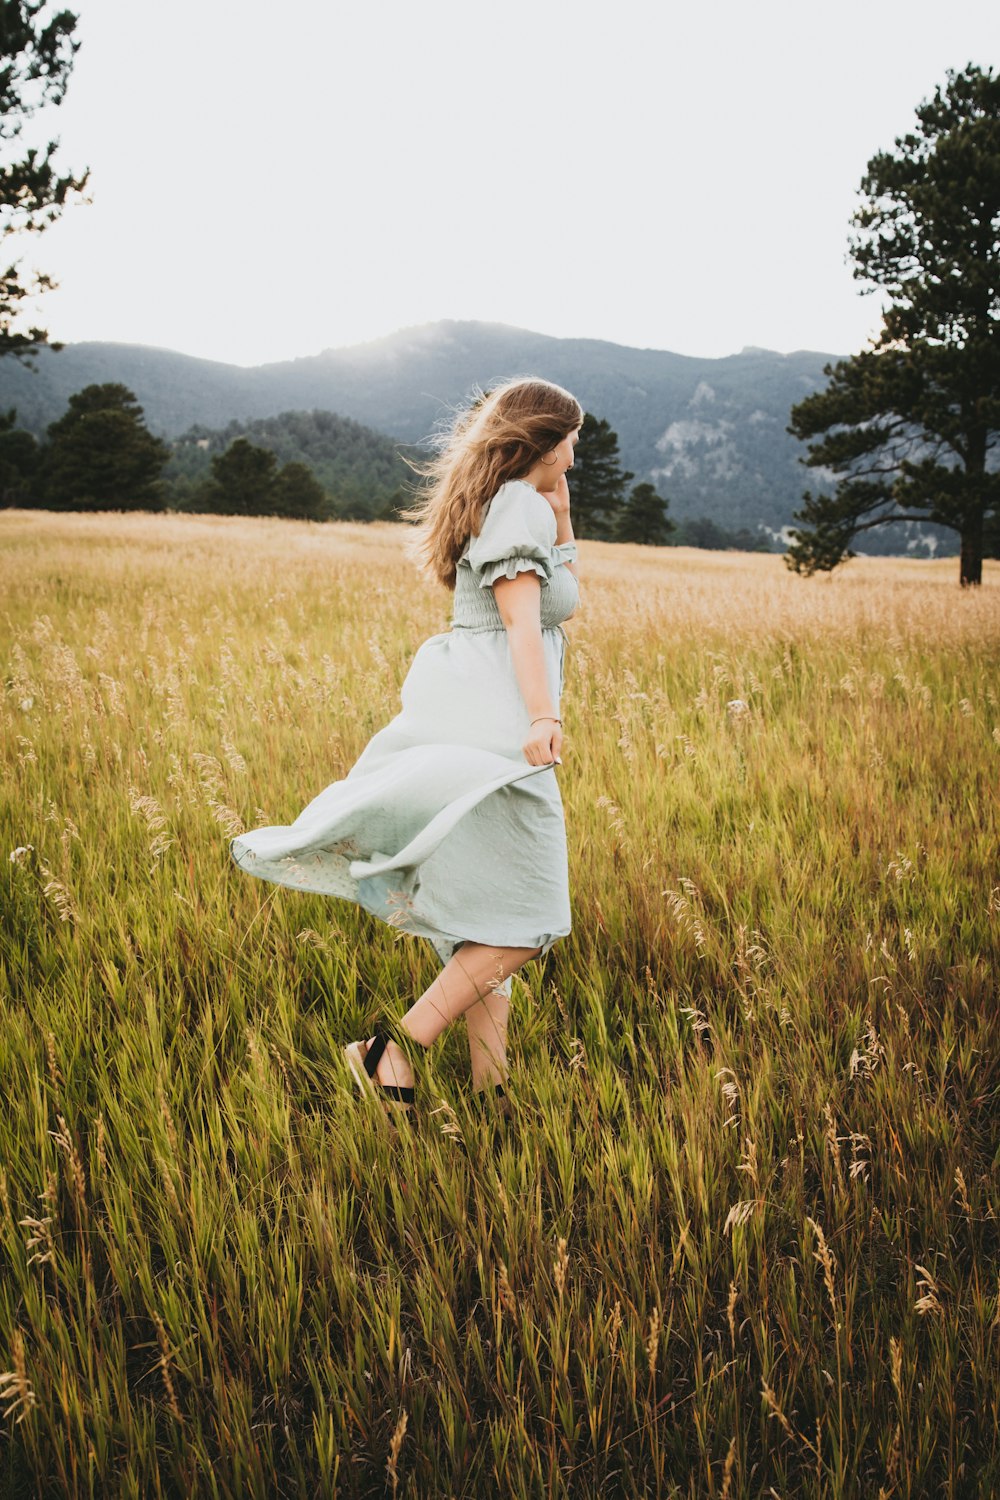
[0,508,998,1499]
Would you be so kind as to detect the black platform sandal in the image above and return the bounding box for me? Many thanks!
[344,1023,416,1121]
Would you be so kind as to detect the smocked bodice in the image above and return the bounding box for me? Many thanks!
[449,479,580,632]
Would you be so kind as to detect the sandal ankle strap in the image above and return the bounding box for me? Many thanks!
[363,1018,415,1081]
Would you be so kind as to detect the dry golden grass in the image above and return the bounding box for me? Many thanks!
[1,508,998,1499]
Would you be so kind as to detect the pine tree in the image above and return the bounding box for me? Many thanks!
[0,3,89,360]
[41,385,168,510]
[273,460,328,520]
[787,64,1000,587]
[569,413,633,540]
[672,517,772,552]
[202,439,280,516]
[0,407,39,504]
[613,482,675,546]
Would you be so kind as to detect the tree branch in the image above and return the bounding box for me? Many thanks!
[851,513,947,534]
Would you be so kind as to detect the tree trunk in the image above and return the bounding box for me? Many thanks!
[961,435,986,587]
[959,515,983,587]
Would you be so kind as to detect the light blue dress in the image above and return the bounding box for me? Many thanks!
[230,479,580,972]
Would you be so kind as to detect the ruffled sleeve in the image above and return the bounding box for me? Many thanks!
[466,480,557,590]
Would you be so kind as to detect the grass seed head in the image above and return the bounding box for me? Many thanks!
[553,1236,569,1300]
[646,1305,661,1377]
[387,1406,408,1498]
[914,1264,943,1318]
[0,1332,36,1427]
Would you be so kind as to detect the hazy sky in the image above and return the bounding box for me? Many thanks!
[16,0,999,367]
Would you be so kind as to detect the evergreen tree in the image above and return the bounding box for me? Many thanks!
[568,413,633,540]
[374,487,409,523]
[0,3,89,360]
[787,64,1000,587]
[672,517,772,551]
[202,439,280,516]
[200,441,330,519]
[729,526,772,554]
[613,482,675,545]
[0,407,39,504]
[42,384,168,510]
[679,517,728,550]
[165,408,411,520]
[273,460,328,520]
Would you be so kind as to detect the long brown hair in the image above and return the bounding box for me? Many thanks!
[402,376,584,589]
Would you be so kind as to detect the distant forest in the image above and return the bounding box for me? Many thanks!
[0,324,968,556]
[169,410,771,549]
[166,409,417,520]
[1,388,781,553]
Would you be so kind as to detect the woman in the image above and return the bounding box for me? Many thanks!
[230,376,582,1118]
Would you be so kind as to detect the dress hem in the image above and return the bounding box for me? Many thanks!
[230,839,568,960]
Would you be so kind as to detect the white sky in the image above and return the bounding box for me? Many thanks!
[15,0,999,367]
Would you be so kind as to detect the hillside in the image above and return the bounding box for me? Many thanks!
[0,321,956,550]
[167,409,415,518]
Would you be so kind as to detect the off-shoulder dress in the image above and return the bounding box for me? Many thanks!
[230,478,579,967]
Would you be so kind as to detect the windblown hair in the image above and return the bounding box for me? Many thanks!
[403,376,584,589]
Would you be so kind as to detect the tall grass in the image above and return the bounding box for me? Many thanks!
[1,507,998,1498]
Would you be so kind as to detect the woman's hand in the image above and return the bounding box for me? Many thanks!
[523,716,562,767]
[538,472,571,517]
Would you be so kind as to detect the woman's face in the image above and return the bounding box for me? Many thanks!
[546,427,580,476]
[521,425,581,492]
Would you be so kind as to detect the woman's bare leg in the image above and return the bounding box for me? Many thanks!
[465,978,511,1090]
[366,943,540,1089]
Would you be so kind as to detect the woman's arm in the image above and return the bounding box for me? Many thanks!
[492,570,562,767]
[540,473,578,581]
